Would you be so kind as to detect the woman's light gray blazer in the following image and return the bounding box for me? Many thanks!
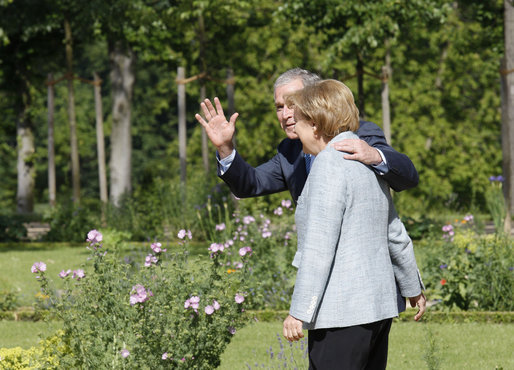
[289,131,423,330]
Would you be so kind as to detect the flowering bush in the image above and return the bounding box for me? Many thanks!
[204,199,298,310]
[32,229,251,368]
[422,215,513,311]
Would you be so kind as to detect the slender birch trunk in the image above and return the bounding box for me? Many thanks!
[109,43,134,206]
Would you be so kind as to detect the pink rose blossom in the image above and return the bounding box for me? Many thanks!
[178,229,186,239]
[213,300,220,310]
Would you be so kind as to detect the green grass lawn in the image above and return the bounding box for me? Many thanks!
[1,242,513,369]
[0,243,89,307]
[1,319,512,369]
[219,320,514,369]
[0,241,206,307]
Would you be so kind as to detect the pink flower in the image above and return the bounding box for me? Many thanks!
[73,269,85,280]
[228,326,236,335]
[58,269,71,278]
[31,262,46,274]
[162,353,170,360]
[442,224,454,232]
[130,284,153,305]
[86,229,103,245]
[178,229,186,239]
[151,242,166,254]
[239,246,252,257]
[205,305,214,315]
[144,254,158,267]
[213,300,220,310]
[215,223,226,231]
[281,199,292,209]
[184,299,191,309]
[235,293,244,304]
[120,349,130,358]
[185,296,200,312]
[243,216,255,224]
[261,230,272,238]
[178,229,192,239]
[274,207,283,216]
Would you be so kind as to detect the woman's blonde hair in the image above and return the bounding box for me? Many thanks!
[285,79,360,138]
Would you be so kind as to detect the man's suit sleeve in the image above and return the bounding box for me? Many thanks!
[357,121,419,192]
[219,150,288,198]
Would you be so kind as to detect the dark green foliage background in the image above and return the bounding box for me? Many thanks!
[0,0,506,229]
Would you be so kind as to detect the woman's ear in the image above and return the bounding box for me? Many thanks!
[312,123,320,137]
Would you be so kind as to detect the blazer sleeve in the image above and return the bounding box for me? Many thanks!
[357,121,419,192]
[289,152,346,324]
[219,151,288,198]
[387,197,424,298]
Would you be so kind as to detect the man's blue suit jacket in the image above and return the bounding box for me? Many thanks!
[220,121,418,203]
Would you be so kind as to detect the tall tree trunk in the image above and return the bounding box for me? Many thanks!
[501,0,514,230]
[64,18,80,204]
[94,73,108,207]
[200,83,209,173]
[357,54,365,119]
[177,66,187,184]
[16,88,35,214]
[198,15,209,174]
[381,42,392,144]
[109,42,134,206]
[226,68,236,149]
[47,74,56,207]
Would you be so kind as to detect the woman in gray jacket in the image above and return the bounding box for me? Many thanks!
[282,79,425,370]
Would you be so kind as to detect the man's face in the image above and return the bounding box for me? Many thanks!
[274,79,304,140]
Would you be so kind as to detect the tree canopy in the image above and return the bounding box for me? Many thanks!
[0,0,506,216]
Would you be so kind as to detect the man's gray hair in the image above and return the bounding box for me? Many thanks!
[274,68,321,91]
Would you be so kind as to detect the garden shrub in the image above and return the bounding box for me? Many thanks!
[201,198,298,310]
[42,200,99,242]
[421,215,513,311]
[0,332,64,369]
[32,228,251,368]
[0,213,28,242]
[0,290,19,312]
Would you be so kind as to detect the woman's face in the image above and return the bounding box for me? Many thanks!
[294,117,319,155]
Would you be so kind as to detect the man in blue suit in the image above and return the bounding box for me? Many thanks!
[196,68,419,203]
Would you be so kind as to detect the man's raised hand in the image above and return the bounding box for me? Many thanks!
[195,97,238,159]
